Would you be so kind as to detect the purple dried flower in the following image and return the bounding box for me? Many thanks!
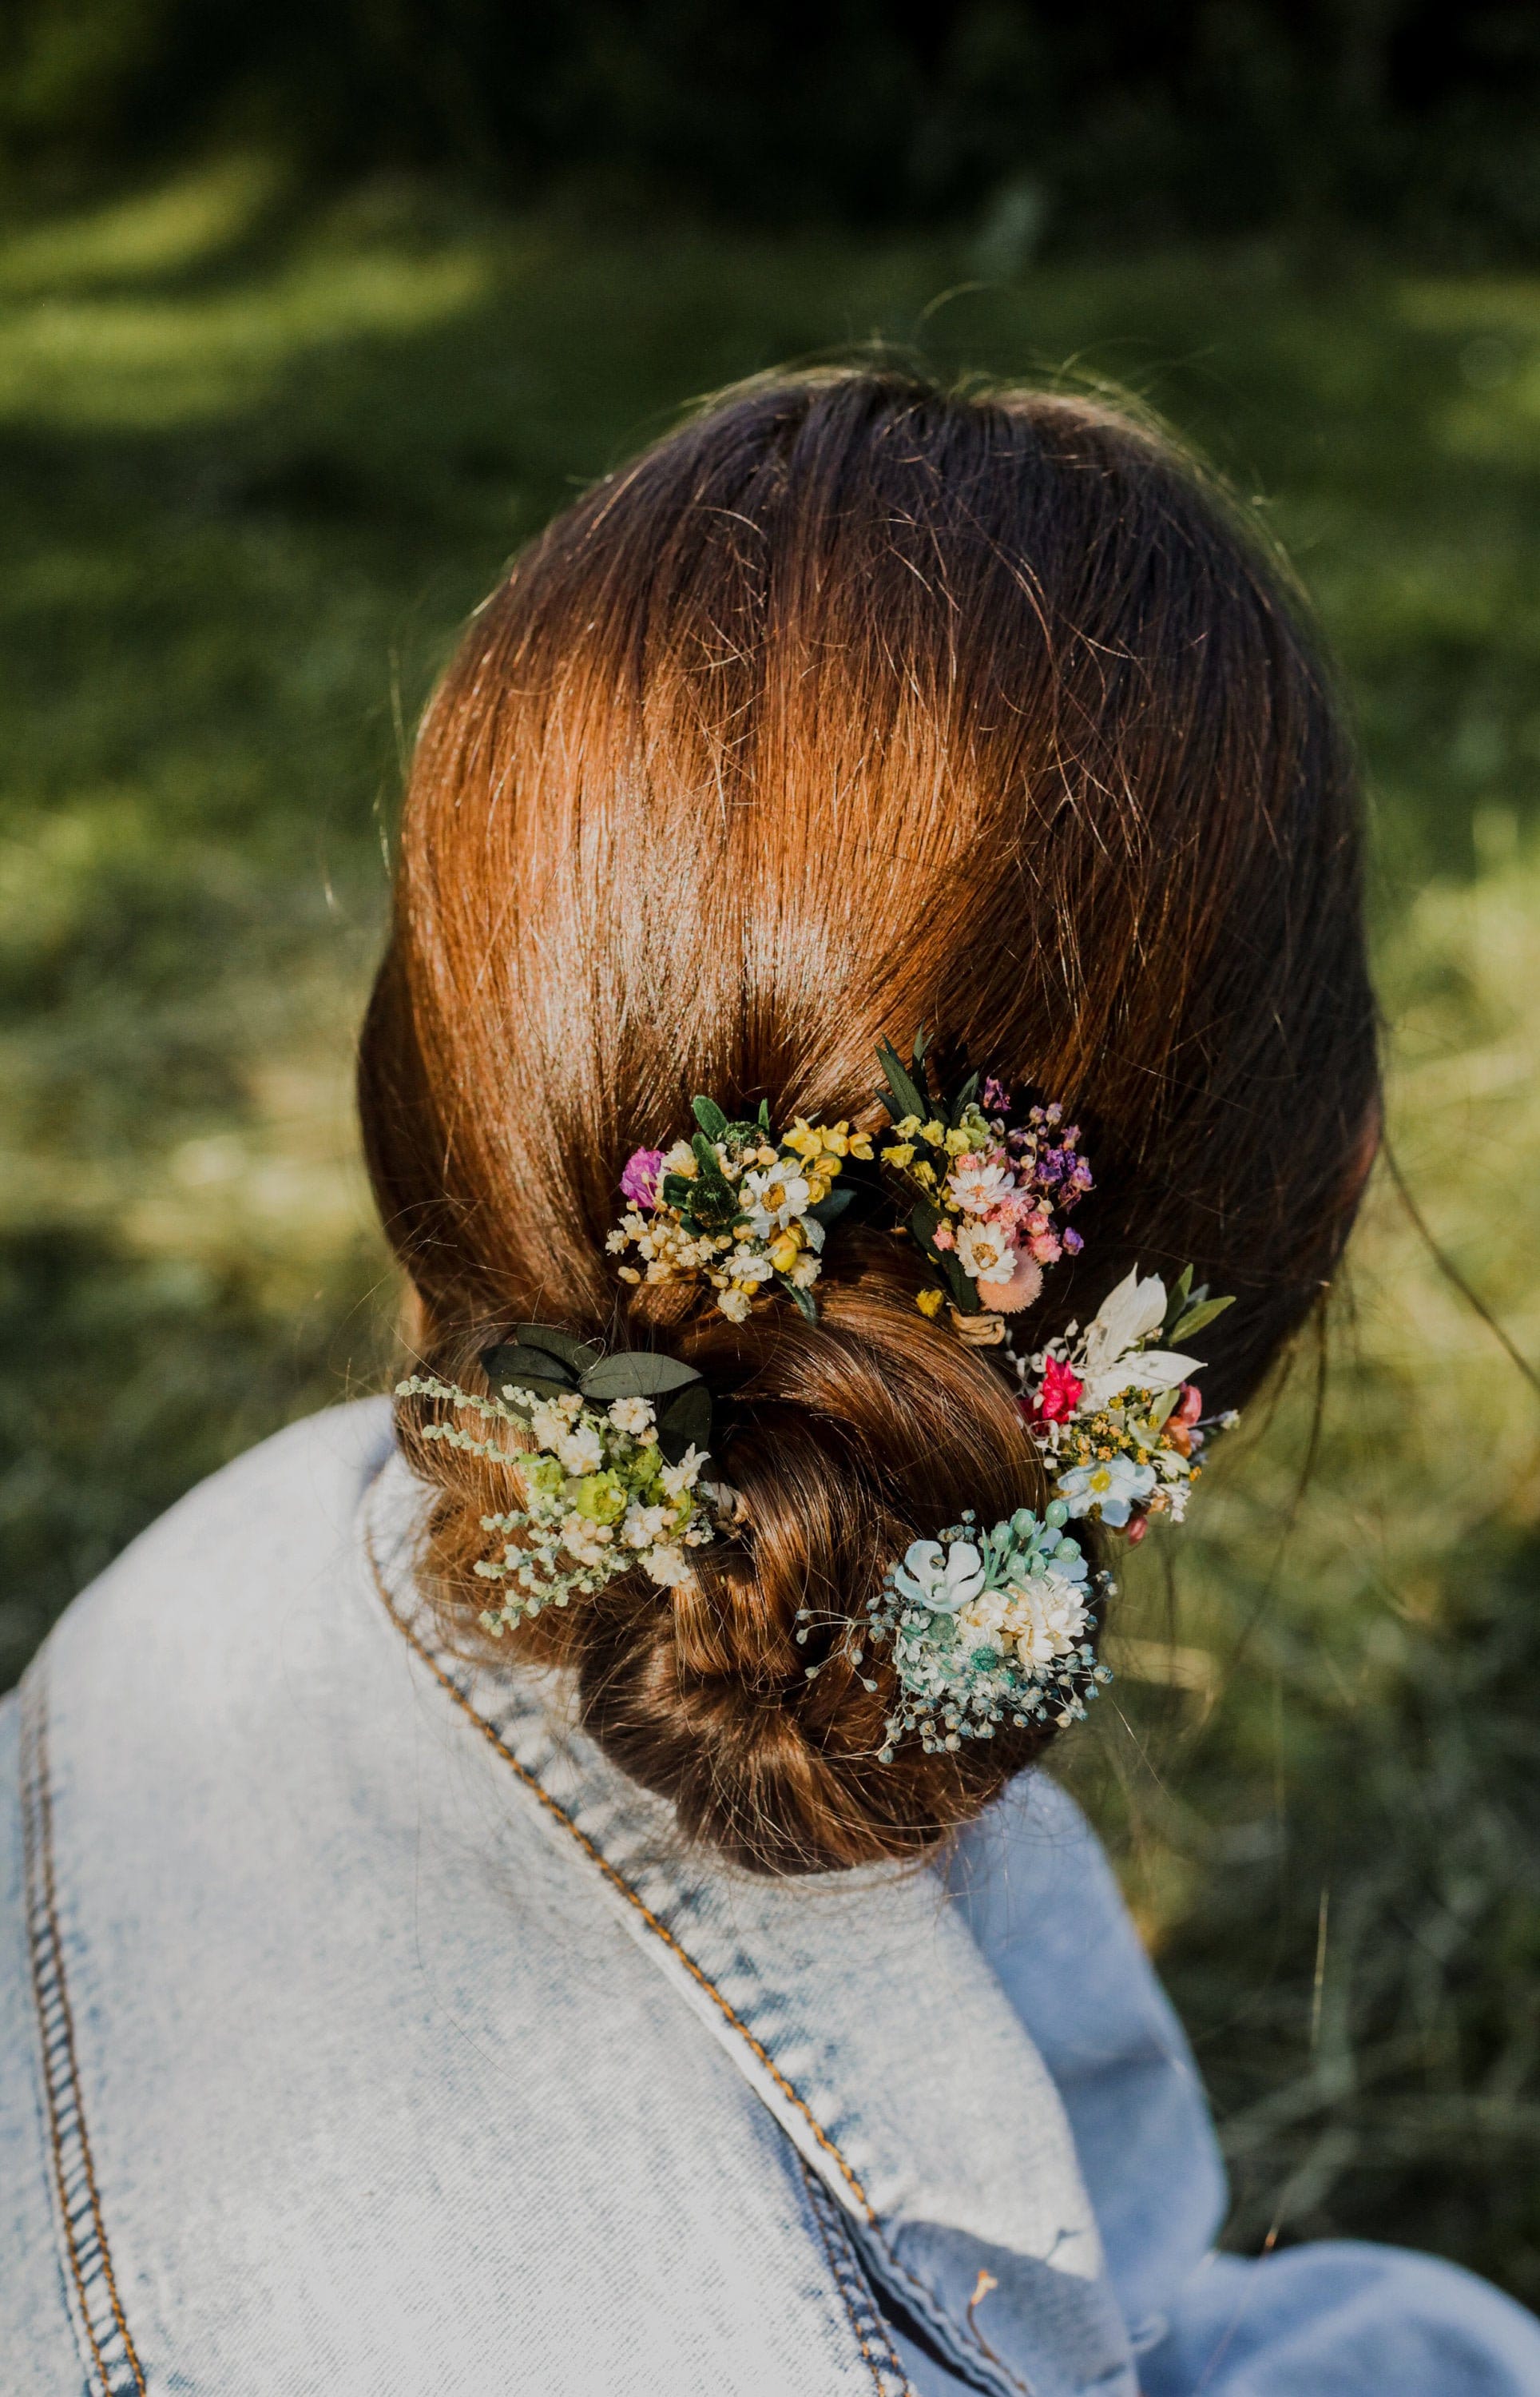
[982,1075,1011,1115]
[621,1147,665,1209]
[1063,1226,1084,1254]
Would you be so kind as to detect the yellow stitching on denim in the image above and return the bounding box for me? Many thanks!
[21,1667,149,2397]
[799,2156,915,2397]
[369,1536,876,2223]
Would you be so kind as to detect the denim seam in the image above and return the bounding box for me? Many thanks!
[20,1662,149,2397]
[370,1536,876,2223]
[371,1519,1064,2395]
[800,2157,916,2397]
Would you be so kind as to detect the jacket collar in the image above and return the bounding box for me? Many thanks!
[365,1452,1135,2397]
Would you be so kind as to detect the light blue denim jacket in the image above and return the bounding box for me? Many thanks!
[3,1400,1538,2396]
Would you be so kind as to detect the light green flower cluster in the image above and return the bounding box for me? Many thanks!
[395,1374,715,1629]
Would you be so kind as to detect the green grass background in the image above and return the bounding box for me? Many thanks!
[4,157,1539,2295]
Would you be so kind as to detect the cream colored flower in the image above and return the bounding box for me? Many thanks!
[606,1396,655,1437]
[659,1445,705,1501]
[717,1287,752,1323]
[559,1511,613,1568]
[554,1422,605,1476]
[1001,1576,1090,1668]
[955,1219,1014,1282]
[947,1159,1012,1214]
[643,1541,691,1587]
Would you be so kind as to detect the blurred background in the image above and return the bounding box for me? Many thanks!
[3,0,1540,2304]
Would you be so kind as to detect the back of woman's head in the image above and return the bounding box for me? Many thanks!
[360,366,1377,1874]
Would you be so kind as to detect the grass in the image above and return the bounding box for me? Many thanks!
[2,157,1539,2299]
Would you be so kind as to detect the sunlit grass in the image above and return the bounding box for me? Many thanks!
[2,159,1538,2295]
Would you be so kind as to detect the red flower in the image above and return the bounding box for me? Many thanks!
[1031,1355,1084,1423]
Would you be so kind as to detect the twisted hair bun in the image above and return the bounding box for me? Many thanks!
[363,368,1377,1874]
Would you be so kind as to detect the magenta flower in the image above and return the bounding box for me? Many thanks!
[620,1147,665,1209]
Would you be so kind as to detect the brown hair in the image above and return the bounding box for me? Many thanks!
[359,367,1378,1874]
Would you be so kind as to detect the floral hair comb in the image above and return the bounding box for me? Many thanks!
[803,1502,1113,1758]
[1017,1265,1237,1540]
[607,1097,871,1322]
[396,1325,735,1630]
[871,1031,1091,1334]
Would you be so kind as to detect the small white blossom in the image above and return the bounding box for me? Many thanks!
[554,1422,605,1476]
[644,1541,691,1587]
[658,1445,705,1501]
[740,1166,812,1237]
[606,1396,656,1437]
[947,1159,1012,1215]
[955,1219,1014,1282]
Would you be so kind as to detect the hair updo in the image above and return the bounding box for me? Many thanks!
[359,367,1378,1874]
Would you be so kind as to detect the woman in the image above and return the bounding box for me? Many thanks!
[4,369,1537,2395]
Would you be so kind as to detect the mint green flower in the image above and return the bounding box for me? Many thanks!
[574,1471,626,1524]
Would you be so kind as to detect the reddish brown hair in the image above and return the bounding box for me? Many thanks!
[360,368,1377,1874]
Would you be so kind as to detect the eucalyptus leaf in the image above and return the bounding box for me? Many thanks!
[581,1352,701,1401]
[514,1322,603,1377]
[692,1095,729,1142]
[656,1381,712,1464]
[1172,1293,1235,1342]
[478,1346,576,1401]
[783,1276,818,1323]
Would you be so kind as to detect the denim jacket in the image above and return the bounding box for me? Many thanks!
[4,1401,1538,2396]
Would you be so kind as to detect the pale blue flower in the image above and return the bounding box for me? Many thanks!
[1056,1454,1157,1528]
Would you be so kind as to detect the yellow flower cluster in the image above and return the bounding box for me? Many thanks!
[879,1111,978,1185]
[608,1113,875,1322]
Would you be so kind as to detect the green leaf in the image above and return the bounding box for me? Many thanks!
[807,1185,855,1230]
[782,1275,818,1322]
[514,1322,602,1377]
[660,1171,697,1211]
[691,1130,731,1187]
[1161,1265,1195,1343]
[1171,1293,1235,1342]
[906,1198,943,1256]
[949,1071,980,1123]
[581,1352,702,1401]
[692,1095,729,1142]
[757,1099,771,1131]
[938,1250,978,1312]
[656,1381,713,1465]
[875,1037,927,1125]
[478,1346,578,1401]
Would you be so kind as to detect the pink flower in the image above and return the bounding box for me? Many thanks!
[1124,1513,1149,1547]
[1175,1382,1204,1425]
[620,1147,665,1208]
[976,1251,1044,1314]
[932,1221,956,1250]
[1029,1228,1062,1266]
[1031,1355,1084,1422]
